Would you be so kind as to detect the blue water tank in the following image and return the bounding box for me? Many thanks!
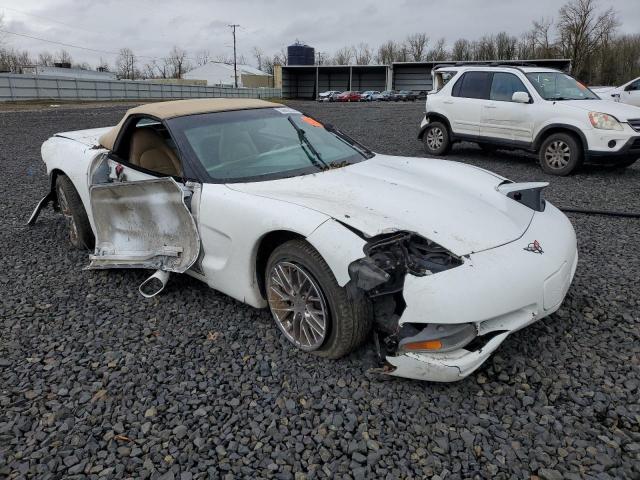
[287,42,315,65]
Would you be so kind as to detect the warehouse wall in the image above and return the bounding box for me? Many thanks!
[351,68,387,91]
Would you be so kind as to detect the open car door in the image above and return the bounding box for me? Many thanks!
[87,172,201,296]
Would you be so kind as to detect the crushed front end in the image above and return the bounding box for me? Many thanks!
[348,203,578,382]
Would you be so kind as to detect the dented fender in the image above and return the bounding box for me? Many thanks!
[306,219,368,286]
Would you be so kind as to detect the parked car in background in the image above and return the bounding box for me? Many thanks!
[419,65,640,175]
[395,90,418,102]
[29,98,578,382]
[318,91,341,102]
[360,91,381,102]
[336,91,362,102]
[379,90,396,101]
[413,90,428,100]
[592,77,640,107]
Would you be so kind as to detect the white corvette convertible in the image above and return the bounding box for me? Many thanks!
[29,99,578,382]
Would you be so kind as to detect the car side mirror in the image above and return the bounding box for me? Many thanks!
[512,91,530,103]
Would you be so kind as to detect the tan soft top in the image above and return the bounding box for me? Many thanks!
[98,98,283,150]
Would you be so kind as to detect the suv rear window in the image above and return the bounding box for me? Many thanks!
[452,72,492,99]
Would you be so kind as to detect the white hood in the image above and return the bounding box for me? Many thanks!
[229,155,535,256]
[559,100,640,121]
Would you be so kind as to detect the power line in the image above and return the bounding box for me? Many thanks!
[0,28,198,63]
[0,5,99,35]
[0,28,123,56]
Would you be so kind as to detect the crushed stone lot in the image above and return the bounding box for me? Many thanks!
[1,100,639,479]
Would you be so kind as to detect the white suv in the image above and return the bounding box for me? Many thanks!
[419,65,640,175]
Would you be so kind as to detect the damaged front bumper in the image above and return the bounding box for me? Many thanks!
[382,203,578,382]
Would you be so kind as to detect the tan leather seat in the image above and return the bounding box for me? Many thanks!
[130,129,182,177]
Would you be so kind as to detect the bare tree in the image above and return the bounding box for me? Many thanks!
[472,35,496,60]
[426,38,448,61]
[116,48,137,80]
[278,47,288,66]
[252,47,265,70]
[354,43,372,65]
[495,32,518,59]
[376,40,400,64]
[38,51,55,66]
[0,14,5,49]
[531,17,557,57]
[0,48,33,73]
[333,46,354,65]
[406,33,429,61]
[557,0,619,80]
[55,49,72,65]
[451,39,472,61]
[165,46,190,78]
[195,50,211,67]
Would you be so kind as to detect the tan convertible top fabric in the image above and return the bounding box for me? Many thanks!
[98,98,283,150]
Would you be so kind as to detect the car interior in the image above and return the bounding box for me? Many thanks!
[118,118,183,177]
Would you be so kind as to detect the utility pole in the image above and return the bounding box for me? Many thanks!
[228,24,240,88]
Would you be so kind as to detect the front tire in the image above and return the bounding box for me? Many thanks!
[423,121,451,156]
[539,133,583,175]
[265,240,371,359]
[55,175,94,249]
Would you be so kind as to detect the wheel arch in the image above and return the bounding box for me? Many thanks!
[418,113,453,139]
[254,220,368,300]
[533,124,588,153]
[255,230,307,298]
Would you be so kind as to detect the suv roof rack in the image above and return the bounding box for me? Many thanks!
[432,61,562,73]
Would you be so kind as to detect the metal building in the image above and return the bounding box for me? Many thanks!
[391,59,573,91]
[279,59,572,99]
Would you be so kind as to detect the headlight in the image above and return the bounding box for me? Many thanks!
[588,111,623,131]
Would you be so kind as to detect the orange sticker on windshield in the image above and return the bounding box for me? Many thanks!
[577,81,587,90]
[301,116,324,128]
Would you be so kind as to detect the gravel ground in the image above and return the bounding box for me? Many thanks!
[1,101,639,479]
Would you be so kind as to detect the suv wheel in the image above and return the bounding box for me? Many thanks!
[539,133,583,176]
[423,122,451,156]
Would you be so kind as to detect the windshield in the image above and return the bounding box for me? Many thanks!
[525,72,599,101]
[168,108,373,183]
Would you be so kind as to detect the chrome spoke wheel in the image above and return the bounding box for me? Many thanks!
[426,127,444,150]
[57,185,78,244]
[267,261,328,351]
[544,140,571,169]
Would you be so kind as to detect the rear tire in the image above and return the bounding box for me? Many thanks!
[55,175,94,249]
[539,133,583,176]
[265,240,371,359]
[422,121,451,156]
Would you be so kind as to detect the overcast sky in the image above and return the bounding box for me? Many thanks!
[1,0,638,68]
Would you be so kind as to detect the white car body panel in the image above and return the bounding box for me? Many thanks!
[36,112,579,383]
[228,155,534,256]
[592,77,640,107]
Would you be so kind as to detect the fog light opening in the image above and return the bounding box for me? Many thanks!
[608,140,616,148]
